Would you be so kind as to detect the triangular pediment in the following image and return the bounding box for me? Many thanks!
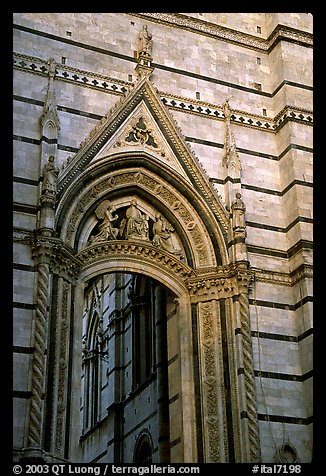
[90,100,188,179]
[57,77,201,190]
[57,76,229,232]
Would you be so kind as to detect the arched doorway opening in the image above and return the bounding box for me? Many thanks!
[76,270,182,463]
[46,147,259,463]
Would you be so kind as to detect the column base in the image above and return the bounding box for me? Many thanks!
[20,447,46,463]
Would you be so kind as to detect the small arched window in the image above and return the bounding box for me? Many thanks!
[134,433,153,464]
[83,303,101,430]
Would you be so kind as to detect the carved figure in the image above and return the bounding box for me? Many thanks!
[47,57,56,77]
[121,199,149,240]
[82,336,88,359]
[137,25,153,57]
[152,214,179,254]
[222,98,231,121]
[97,318,104,344]
[231,192,246,230]
[92,200,119,242]
[42,155,59,195]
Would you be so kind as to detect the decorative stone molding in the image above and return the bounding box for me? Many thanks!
[77,240,194,281]
[290,263,313,285]
[273,105,313,131]
[161,95,312,132]
[13,53,131,94]
[129,13,313,52]
[13,228,33,245]
[27,234,80,451]
[55,280,71,453]
[251,264,313,287]
[199,302,222,462]
[268,24,313,51]
[196,299,231,462]
[13,53,313,136]
[238,291,261,462]
[186,266,254,303]
[27,259,49,448]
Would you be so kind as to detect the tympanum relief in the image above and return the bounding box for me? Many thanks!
[87,199,184,260]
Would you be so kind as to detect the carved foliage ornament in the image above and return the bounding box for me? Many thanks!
[187,268,253,301]
[200,303,220,462]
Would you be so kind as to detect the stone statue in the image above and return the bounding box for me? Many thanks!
[152,214,179,254]
[82,336,89,360]
[231,192,246,231]
[222,98,231,122]
[137,25,153,57]
[47,57,56,78]
[97,318,105,344]
[42,155,59,196]
[92,200,119,242]
[121,199,149,240]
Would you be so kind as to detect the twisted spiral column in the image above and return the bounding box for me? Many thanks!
[28,261,49,448]
[239,291,261,462]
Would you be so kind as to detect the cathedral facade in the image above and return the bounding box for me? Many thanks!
[13,13,313,464]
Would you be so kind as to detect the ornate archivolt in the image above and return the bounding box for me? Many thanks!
[57,162,223,269]
[78,240,194,292]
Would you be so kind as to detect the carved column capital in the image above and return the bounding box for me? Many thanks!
[186,265,254,303]
[30,232,82,281]
[51,241,82,282]
[233,266,254,294]
[30,231,56,265]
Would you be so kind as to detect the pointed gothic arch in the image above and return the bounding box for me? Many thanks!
[28,76,261,464]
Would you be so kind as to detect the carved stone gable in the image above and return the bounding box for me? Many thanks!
[91,102,188,180]
[57,77,229,235]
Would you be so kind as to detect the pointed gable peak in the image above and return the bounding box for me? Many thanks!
[57,76,227,226]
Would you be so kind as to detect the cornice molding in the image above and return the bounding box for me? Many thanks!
[13,53,313,134]
[251,264,313,287]
[129,13,313,52]
[13,227,312,288]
